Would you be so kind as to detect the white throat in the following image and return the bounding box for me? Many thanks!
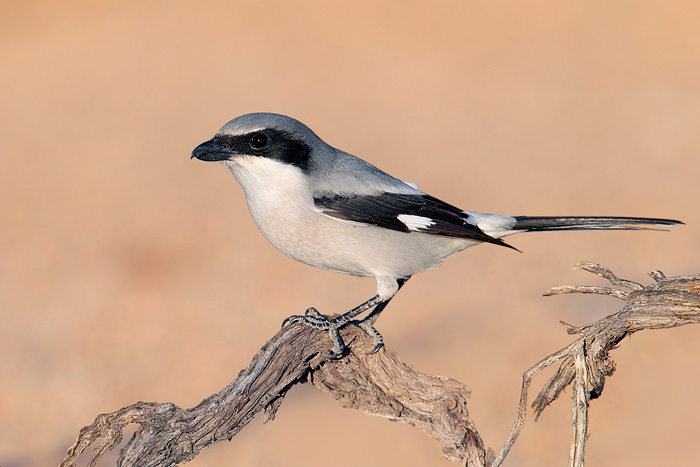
[224,156,311,224]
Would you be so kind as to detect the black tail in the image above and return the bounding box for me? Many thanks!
[512,216,683,232]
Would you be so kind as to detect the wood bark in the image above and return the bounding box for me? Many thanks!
[61,263,700,467]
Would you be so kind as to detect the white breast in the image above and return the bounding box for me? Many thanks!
[225,157,311,219]
[224,157,316,254]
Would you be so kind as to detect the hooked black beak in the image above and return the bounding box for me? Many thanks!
[191,137,236,161]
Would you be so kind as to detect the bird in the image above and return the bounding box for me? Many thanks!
[191,112,681,357]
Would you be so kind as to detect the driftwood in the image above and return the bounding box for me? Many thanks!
[61,263,700,467]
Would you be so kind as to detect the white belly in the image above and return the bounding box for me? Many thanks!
[225,157,474,279]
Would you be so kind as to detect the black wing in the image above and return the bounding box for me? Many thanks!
[314,192,514,248]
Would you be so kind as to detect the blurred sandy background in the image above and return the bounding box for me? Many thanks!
[1,1,699,466]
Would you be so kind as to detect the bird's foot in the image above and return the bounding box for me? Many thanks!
[282,307,347,359]
[282,296,388,358]
[355,318,384,355]
[281,307,336,329]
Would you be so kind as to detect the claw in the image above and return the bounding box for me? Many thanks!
[281,309,331,330]
[281,309,348,358]
[364,342,383,355]
[357,320,384,355]
[280,290,397,358]
[322,327,346,359]
[281,314,303,328]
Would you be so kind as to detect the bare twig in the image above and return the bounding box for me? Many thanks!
[492,341,577,467]
[573,261,644,290]
[61,263,700,467]
[499,262,700,466]
[570,339,588,467]
[543,285,630,300]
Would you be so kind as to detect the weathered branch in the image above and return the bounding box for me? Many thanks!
[62,263,700,467]
[61,323,491,467]
[494,262,700,467]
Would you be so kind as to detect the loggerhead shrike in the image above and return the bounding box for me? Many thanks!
[192,113,681,357]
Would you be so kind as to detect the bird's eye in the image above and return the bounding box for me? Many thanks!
[249,133,269,149]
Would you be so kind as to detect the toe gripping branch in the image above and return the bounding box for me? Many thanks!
[282,296,387,358]
[281,278,410,358]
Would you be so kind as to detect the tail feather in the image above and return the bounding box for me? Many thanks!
[512,216,683,232]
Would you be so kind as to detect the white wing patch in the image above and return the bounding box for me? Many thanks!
[398,214,436,231]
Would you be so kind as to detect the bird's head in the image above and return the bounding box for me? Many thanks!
[191,113,322,173]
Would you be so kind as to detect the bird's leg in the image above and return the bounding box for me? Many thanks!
[282,277,411,358]
[282,295,386,358]
[355,277,410,355]
[355,301,390,355]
